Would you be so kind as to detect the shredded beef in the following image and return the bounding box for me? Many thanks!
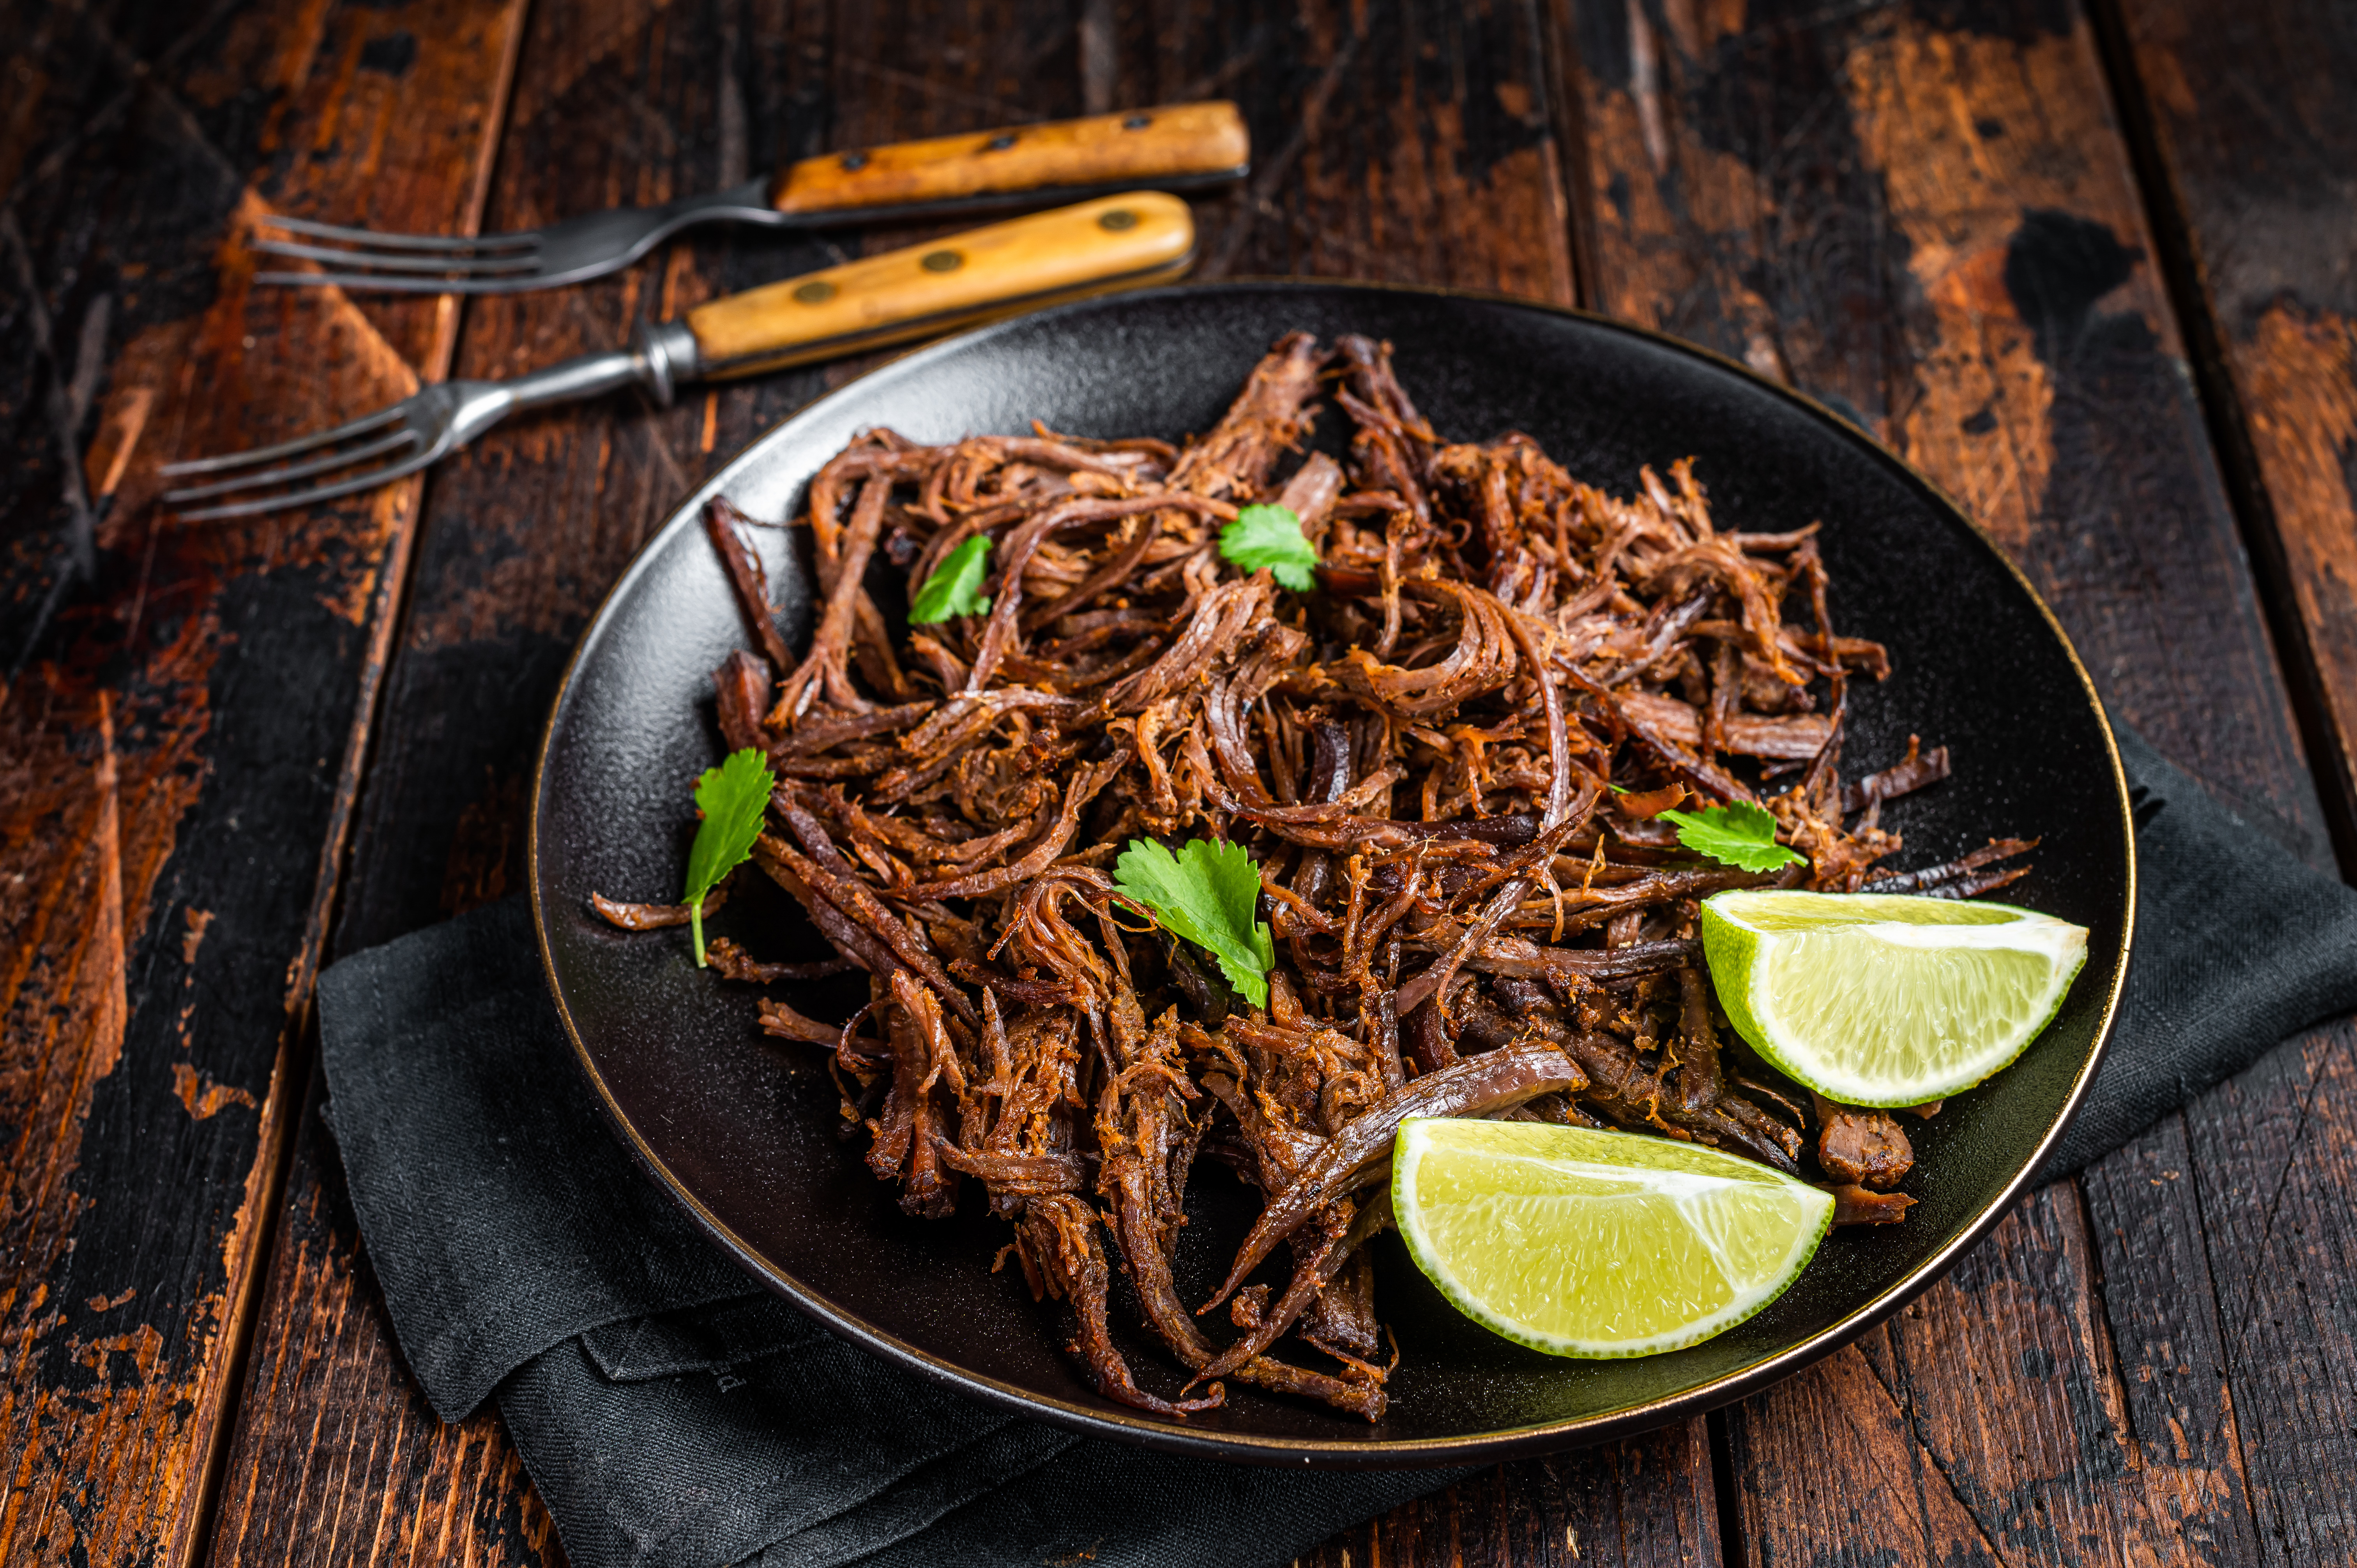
[626,332,2034,1416]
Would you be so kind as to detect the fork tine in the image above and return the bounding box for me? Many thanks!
[171,450,442,522]
[163,430,420,502]
[248,238,545,274]
[159,403,407,477]
[254,213,541,253]
[254,269,557,296]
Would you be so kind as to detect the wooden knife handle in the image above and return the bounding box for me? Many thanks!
[768,102,1248,217]
[684,192,1196,381]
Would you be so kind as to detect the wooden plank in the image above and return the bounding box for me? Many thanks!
[2162,1017,2357,1564]
[1551,0,2332,1561]
[207,2,1713,1565]
[2094,24,2357,1543]
[0,0,527,1564]
[2108,0,2357,860]
[1300,1424,1721,1568]
[1722,1330,2008,1561]
[1120,0,1578,302]
[200,1072,565,1568]
[207,1,1065,1563]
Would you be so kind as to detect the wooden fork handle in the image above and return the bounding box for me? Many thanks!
[684,192,1196,381]
[768,102,1248,217]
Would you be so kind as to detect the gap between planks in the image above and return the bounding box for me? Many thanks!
[2081,0,2357,881]
[175,2,541,1564]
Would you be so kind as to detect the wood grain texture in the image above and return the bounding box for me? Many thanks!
[2110,0,2357,856]
[207,2,1087,1564]
[205,2,1714,1566]
[1120,0,1579,301]
[1554,0,2338,1562]
[2160,1015,2357,1564]
[140,2,2357,1567]
[1299,1426,1721,1568]
[0,0,524,1563]
[685,191,1196,376]
[768,99,1249,212]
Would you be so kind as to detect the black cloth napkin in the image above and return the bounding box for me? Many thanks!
[316,722,2357,1568]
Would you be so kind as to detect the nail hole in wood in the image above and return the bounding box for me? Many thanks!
[1123,115,1151,129]
[840,151,868,171]
[985,134,1017,151]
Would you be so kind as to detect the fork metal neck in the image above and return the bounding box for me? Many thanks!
[506,319,700,413]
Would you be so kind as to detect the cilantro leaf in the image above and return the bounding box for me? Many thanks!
[1219,503,1320,592]
[909,535,993,623]
[1113,837,1276,1008]
[1654,801,1802,873]
[684,747,775,966]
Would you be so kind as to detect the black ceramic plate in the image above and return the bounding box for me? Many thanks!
[530,282,2133,1466]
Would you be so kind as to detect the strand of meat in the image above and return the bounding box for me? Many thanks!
[599,332,2028,1418]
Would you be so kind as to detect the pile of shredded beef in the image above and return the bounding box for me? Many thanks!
[606,332,2033,1421]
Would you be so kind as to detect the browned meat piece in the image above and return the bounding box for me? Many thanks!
[1843,734,1951,814]
[1862,837,2037,897]
[1274,451,1346,536]
[772,474,891,720]
[712,650,774,754]
[1454,993,1800,1174]
[1167,331,1329,500]
[747,836,901,979]
[1458,935,1699,985]
[753,996,848,1048]
[704,936,852,984]
[1822,1184,1917,1225]
[588,887,724,931]
[1300,1244,1383,1362]
[1190,1199,1359,1383]
[766,813,975,1025]
[1811,1093,1915,1189]
[703,497,794,672]
[1621,690,1832,762]
[1206,1038,1587,1308]
[1018,1194,1220,1416]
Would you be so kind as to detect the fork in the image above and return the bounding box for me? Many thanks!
[162,192,1194,519]
[249,101,1245,295]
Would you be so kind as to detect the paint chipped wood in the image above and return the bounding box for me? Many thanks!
[1555,0,2342,1561]
[204,3,1712,1566]
[2112,0,2357,863]
[11,0,2355,1565]
[0,0,527,1562]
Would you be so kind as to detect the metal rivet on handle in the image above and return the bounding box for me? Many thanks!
[985,134,1017,151]
[793,279,837,304]
[1097,209,1139,232]
[921,249,964,272]
[840,151,868,170]
[1123,115,1152,129]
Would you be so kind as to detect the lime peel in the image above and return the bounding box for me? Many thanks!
[1700,889,2088,1107]
[1392,1119,1833,1359]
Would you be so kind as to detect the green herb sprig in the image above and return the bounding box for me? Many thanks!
[683,747,775,965]
[1112,837,1276,1007]
[1218,503,1320,592]
[910,535,993,624]
[1655,800,1802,873]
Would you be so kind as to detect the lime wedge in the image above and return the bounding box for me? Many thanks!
[1700,889,2087,1107]
[1392,1119,1834,1358]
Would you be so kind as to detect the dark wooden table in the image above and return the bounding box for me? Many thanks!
[5,0,2352,1563]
